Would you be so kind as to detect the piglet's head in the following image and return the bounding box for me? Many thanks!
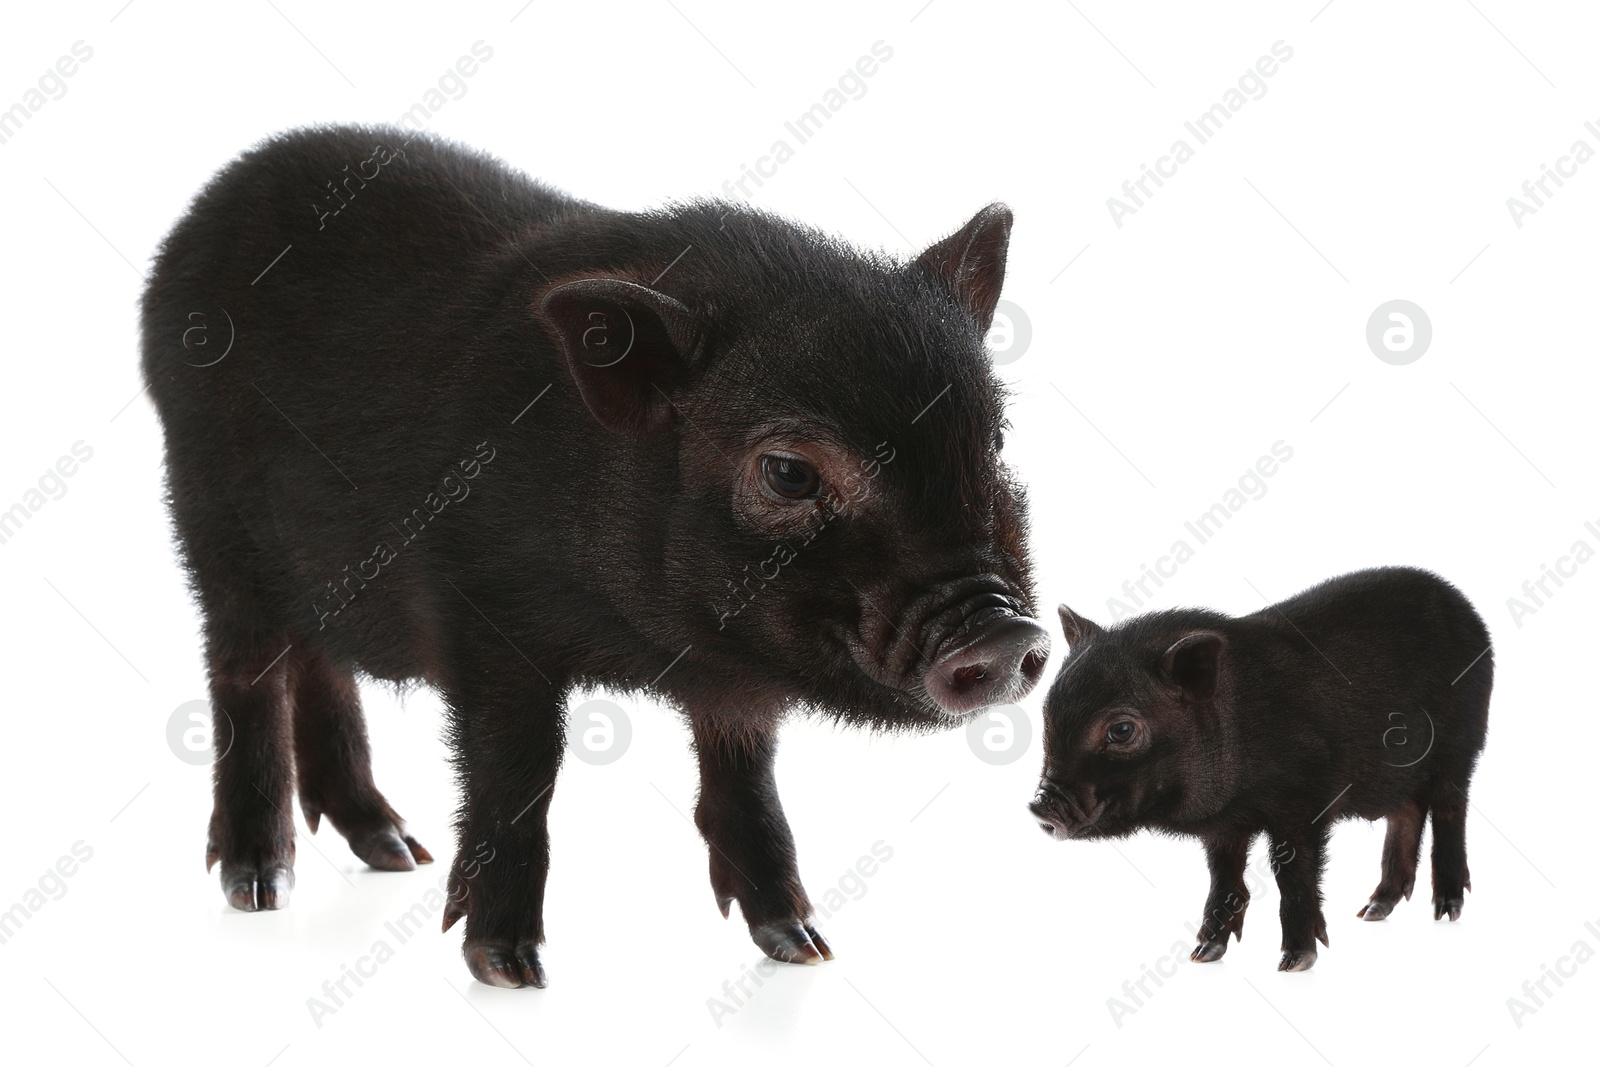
[536,203,1047,726]
[1031,606,1230,840]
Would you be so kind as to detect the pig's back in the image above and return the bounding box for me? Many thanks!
[1241,566,1491,801]
[1259,566,1489,678]
[138,127,601,672]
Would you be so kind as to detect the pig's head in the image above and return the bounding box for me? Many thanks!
[536,203,1047,727]
[1031,606,1235,840]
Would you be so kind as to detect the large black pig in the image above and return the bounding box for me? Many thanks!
[140,126,1048,987]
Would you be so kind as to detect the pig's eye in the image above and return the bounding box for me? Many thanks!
[760,454,820,499]
[1106,720,1135,744]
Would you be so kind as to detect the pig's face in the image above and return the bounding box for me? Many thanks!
[538,204,1048,727]
[1031,607,1229,839]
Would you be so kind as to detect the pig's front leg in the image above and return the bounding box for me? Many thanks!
[1191,832,1255,962]
[440,652,567,989]
[689,712,832,964]
[1266,824,1330,972]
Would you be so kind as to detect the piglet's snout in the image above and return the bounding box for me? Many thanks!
[1031,783,1097,839]
[923,613,1050,716]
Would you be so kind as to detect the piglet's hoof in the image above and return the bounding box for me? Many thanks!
[752,920,834,965]
[464,940,546,989]
[1191,940,1228,963]
[348,826,433,872]
[1357,899,1394,921]
[220,864,294,911]
[1277,949,1317,972]
[1433,897,1464,922]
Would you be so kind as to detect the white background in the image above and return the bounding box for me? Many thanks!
[1,2,1596,1065]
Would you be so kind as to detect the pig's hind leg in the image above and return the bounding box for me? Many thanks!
[690,713,833,965]
[290,645,431,871]
[1428,780,1472,921]
[201,620,298,912]
[1358,797,1425,920]
[1191,832,1256,962]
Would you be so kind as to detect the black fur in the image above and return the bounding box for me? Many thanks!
[1031,566,1492,971]
[141,125,1047,987]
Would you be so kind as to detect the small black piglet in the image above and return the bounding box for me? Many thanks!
[1030,566,1492,971]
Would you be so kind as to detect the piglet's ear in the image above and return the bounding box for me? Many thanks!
[539,277,700,436]
[1057,604,1102,649]
[1163,632,1226,703]
[915,203,1013,333]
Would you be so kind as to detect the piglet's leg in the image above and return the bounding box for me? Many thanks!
[205,632,296,912]
[690,713,831,965]
[1191,833,1255,962]
[1429,784,1471,921]
[1267,825,1330,972]
[1358,798,1425,920]
[290,646,431,872]
[441,646,566,989]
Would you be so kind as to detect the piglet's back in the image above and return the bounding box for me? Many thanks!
[1241,566,1492,751]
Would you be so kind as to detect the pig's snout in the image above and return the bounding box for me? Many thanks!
[1029,792,1066,839]
[923,612,1050,716]
[1030,782,1100,840]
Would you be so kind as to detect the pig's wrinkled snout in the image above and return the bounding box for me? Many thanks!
[1030,782,1101,840]
[923,613,1050,716]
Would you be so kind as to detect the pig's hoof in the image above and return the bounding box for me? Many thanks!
[219,863,294,911]
[752,919,833,965]
[463,940,546,989]
[1433,897,1463,922]
[1191,940,1228,963]
[349,826,433,872]
[1277,949,1317,972]
[1357,898,1394,921]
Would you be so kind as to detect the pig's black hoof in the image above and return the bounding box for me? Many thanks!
[1433,897,1463,922]
[1191,940,1228,963]
[464,940,546,988]
[1277,949,1317,972]
[1357,899,1394,921]
[220,864,294,911]
[349,826,433,872]
[752,920,833,964]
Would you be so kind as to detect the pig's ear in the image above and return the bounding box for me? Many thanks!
[915,203,1013,332]
[1162,632,1226,703]
[1057,604,1102,649]
[538,277,700,435]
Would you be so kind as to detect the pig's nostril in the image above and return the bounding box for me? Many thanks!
[923,615,1050,715]
[1020,649,1047,682]
[952,664,988,688]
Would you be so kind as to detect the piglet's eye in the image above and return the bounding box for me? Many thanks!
[1106,720,1135,744]
[760,454,820,499]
